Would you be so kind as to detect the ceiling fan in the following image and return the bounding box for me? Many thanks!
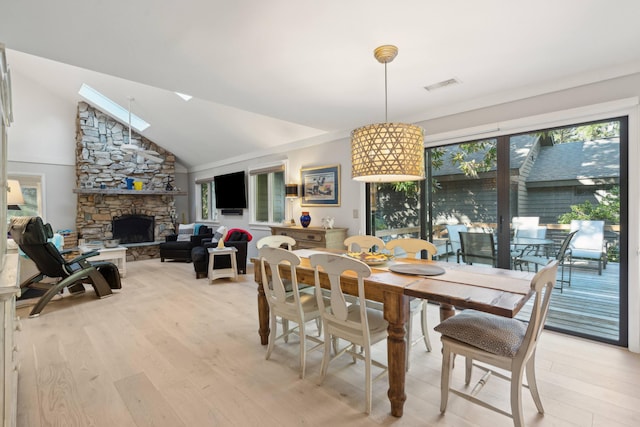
[121,97,164,164]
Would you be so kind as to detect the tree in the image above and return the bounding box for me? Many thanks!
[558,186,620,224]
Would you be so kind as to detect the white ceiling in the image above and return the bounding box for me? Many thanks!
[2,0,640,170]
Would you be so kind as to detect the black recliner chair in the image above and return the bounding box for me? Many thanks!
[9,216,121,317]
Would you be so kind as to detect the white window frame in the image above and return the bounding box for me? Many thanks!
[249,161,288,226]
[7,173,45,222]
[195,178,217,222]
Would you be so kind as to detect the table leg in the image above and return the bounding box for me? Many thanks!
[254,261,270,345]
[439,303,456,321]
[384,291,408,417]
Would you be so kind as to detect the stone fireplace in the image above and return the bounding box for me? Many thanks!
[74,102,184,259]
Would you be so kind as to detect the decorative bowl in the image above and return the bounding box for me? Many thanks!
[345,251,393,266]
[103,239,120,248]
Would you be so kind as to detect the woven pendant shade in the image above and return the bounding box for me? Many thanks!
[351,45,425,182]
[351,122,425,182]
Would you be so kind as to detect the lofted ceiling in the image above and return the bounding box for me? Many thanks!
[2,0,640,170]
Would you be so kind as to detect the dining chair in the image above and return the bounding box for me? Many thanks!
[259,246,323,379]
[458,231,497,267]
[444,224,467,262]
[385,238,436,370]
[309,253,388,414]
[256,235,296,251]
[435,260,558,427]
[344,235,385,252]
[516,230,578,292]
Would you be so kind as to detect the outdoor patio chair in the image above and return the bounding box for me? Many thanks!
[435,260,558,427]
[444,224,467,262]
[459,231,497,267]
[516,230,578,292]
[569,220,607,275]
[9,216,121,317]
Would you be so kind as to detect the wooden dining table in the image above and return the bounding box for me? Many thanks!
[251,249,535,417]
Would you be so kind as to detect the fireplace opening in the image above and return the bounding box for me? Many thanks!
[112,214,155,244]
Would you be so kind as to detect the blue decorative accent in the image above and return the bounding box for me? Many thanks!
[300,212,311,228]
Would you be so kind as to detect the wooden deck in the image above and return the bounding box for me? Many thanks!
[516,262,621,342]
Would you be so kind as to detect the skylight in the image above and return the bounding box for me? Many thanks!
[78,83,150,132]
[175,92,193,101]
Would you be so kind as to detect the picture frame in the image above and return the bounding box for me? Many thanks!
[300,164,340,206]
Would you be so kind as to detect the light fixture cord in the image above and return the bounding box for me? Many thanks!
[384,62,388,122]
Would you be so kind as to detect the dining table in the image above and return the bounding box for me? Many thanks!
[251,248,535,417]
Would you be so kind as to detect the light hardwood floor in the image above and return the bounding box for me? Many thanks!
[15,259,640,426]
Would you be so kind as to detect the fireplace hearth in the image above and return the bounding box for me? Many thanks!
[112,214,155,244]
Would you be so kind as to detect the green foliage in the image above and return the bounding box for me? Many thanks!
[558,186,620,224]
[539,122,620,144]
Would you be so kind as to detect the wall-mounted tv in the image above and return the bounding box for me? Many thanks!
[214,171,247,209]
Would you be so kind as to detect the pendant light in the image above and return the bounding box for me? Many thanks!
[351,45,425,182]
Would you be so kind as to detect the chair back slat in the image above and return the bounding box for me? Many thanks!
[385,238,437,259]
[344,235,385,252]
[257,235,296,251]
[310,253,371,326]
[259,246,301,304]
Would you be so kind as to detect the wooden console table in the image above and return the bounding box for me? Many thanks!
[270,226,347,250]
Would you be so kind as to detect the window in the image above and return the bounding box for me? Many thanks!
[195,179,217,222]
[7,174,44,224]
[249,163,286,224]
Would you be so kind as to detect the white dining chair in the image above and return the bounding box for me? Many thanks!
[435,260,558,427]
[344,235,385,252]
[256,235,296,251]
[309,253,388,414]
[259,246,323,379]
[385,238,436,370]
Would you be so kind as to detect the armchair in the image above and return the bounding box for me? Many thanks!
[191,228,253,278]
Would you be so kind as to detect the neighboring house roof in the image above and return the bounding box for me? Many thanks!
[432,134,537,177]
[431,136,619,187]
[526,138,619,186]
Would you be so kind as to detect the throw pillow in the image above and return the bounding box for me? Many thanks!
[434,309,527,357]
[177,223,195,242]
[212,226,227,242]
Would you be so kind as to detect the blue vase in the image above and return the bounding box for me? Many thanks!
[300,212,311,228]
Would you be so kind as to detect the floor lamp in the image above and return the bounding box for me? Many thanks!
[285,184,299,226]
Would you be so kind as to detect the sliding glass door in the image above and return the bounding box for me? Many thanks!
[369,117,627,346]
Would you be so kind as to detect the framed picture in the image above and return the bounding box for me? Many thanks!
[301,164,340,206]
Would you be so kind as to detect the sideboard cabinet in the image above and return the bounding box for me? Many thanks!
[270,226,348,250]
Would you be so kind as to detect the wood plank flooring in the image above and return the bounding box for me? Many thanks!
[15,259,640,426]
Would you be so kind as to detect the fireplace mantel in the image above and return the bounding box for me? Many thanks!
[73,189,187,196]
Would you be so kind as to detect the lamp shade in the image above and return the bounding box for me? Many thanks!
[351,122,425,182]
[7,179,25,207]
[285,184,299,198]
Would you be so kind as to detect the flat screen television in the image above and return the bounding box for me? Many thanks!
[214,171,247,209]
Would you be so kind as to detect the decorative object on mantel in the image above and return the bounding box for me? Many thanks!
[125,178,134,190]
[300,164,340,206]
[321,216,335,229]
[300,212,312,228]
[285,183,299,225]
[351,45,425,182]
